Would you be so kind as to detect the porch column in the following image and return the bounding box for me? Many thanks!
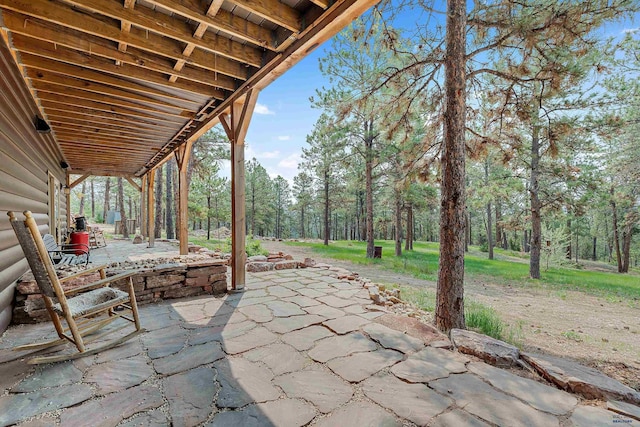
[219,89,259,290]
[174,141,194,255]
[141,174,147,238]
[147,168,156,248]
[65,172,71,229]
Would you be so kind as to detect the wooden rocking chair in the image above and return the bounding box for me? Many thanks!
[8,211,144,364]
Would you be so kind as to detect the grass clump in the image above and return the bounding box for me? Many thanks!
[190,236,267,257]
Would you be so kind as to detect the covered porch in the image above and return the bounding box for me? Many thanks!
[0,0,377,333]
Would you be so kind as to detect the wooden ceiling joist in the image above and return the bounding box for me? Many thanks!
[0,0,377,176]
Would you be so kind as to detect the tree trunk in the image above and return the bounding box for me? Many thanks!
[395,190,402,257]
[78,181,86,216]
[154,166,163,239]
[566,217,572,260]
[90,179,95,219]
[484,159,493,260]
[166,161,175,239]
[495,200,502,249]
[592,236,597,261]
[117,177,129,238]
[405,203,413,251]
[103,178,111,224]
[207,195,211,240]
[301,206,306,239]
[610,187,623,273]
[365,121,375,259]
[436,0,466,332]
[622,223,633,273]
[464,211,469,252]
[323,170,330,246]
[529,106,542,279]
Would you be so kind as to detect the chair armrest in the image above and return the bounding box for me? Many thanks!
[59,265,109,283]
[64,270,139,296]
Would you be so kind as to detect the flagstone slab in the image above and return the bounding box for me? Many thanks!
[142,327,188,359]
[314,401,401,427]
[266,285,298,298]
[0,384,93,427]
[14,415,57,427]
[0,360,33,392]
[164,367,217,427]
[280,281,305,290]
[451,329,519,367]
[469,362,578,415]
[430,409,491,427]
[308,332,378,363]
[522,352,640,404]
[239,304,274,323]
[283,295,321,308]
[215,358,280,408]
[274,370,353,413]
[265,300,306,317]
[304,304,345,319]
[221,326,279,354]
[154,341,226,375]
[227,296,277,308]
[323,315,371,334]
[281,326,335,351]
[570,405,630,426]
[244,343,308,376]
[59,385,163,427]
[391,358,455,383]
[139,312,183,331]
[12,361,83,392]
[430,373,559,427]
[119,410,169,427]
[263,314,325,334]
[188,310,247,329]
[327,349,404,383]
[608,400,640,421]
[363,323,424,354]
[95,339,144,363]
[376,314,445,345]
[85,357,154,395]
[343,304,367,314]
[207,398,316,427]
[189,320,257,345]
[316,295,354,308]
[363,374,452,425]
[297,288,327,298]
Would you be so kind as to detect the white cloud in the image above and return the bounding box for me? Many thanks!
[622,28,639,33]
[277,152,301,169]
[277,135,290,141]
[254,103,275,115]
[260,150,280,159]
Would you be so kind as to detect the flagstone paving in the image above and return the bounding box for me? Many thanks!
[1,267,639,426]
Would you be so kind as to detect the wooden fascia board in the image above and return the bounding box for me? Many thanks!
[223,0,301,32]
[48,116,174,137]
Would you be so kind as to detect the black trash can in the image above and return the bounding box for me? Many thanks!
[75,216,87,231]
[374,246,382,258]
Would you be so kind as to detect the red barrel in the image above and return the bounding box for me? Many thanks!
[69,231,89,255]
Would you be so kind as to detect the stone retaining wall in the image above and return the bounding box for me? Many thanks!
[12,259,228,324]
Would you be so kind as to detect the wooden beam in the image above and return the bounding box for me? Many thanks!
[125,177,142,193]
[48,116,174,138]
[223,0,302,32]
[19,55,202,108]
[219,90,259,290]
[0,0,263,67]
[1,10,253,80]
[142,0,277,49]
[69,173,91,189]
[116,0,136,66]
[48,0,264,67]
[146,168,156,247]
[24,66,195,112]
[174,141,194,255]
[11,38,226,99]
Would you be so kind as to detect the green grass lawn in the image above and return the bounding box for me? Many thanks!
[286,240,640,301]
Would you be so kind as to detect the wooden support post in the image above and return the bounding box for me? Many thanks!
[219,89,258,290]
[141,174,147,238]
[65,172,71,228]
[174,141,194,255]
[69,172,91,189]
[125,177,142,192]
[147,168,156,248]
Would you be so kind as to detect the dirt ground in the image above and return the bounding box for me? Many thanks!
[261,240,640,391]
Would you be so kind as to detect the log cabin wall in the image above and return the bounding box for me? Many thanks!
[0,34,67,333]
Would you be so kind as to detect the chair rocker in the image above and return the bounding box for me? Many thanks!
[8,211,144,364]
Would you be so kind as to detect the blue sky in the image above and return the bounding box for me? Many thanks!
[218,7,639,185]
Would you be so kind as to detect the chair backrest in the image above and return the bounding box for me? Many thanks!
[42,234,59,252]
[8,211,62,298]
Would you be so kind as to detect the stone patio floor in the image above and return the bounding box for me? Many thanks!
[1,267,638,426]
